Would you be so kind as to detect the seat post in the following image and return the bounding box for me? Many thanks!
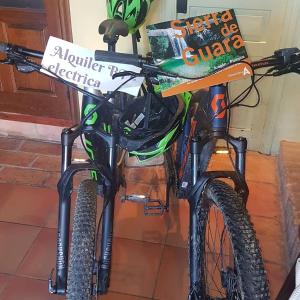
[108,42,116,52]
[98,19,129,52]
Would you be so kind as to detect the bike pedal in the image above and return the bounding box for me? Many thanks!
[121,194,166,216]
[144,199,165,216]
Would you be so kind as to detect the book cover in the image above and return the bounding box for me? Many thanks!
[146,9,252,97]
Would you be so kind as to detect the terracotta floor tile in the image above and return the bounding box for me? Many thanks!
[252,216,286,264]
[0,150,37,167]
[0,222,40,274]
[209,151,277,184]
[246,152,277,184]
[20,140,61,156]
[32,155,61,172]
[149,183,166,202]
[110,238,163,298]
[16,228,56,280]
[0,184,57,227]
[114,199,169,244]
[125,167,156,184]
[209,153,233,171]
[165,199,189,248]
[0,137,22,151]
[0,273,12,296]
[72,148,89,160]
[258,235,286,265]
[0,276,61,300]
[122,182,152,198]
[247,181,281,218]
[42,172,60,189]
[154,246,189,300]
[101,291,151,299]
[265,262,287,300]
[0,167,49,186]
[252,215,284,241]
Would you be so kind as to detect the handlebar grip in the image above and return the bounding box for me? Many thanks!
[95,50,141,67]
[0,42,9,53]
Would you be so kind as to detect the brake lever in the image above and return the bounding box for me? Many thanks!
[291,66,300,75]
[273,61,300,76]
[0,54,37,73]
[15,62,37,73]
[273,68,291,76]
[112,70,143,79]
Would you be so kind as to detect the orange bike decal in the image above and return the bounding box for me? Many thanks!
[211,94,226,119]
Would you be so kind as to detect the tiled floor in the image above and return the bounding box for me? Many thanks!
[0,136,287,299]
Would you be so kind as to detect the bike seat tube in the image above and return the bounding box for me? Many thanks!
[207,84,227,131]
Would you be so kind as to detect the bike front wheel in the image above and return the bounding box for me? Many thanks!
[67,179,97,300]
[190,179,270,300]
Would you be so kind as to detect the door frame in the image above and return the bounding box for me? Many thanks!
[0,0,79,127]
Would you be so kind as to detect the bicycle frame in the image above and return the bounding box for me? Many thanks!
[47,9,250,299]
[48,82,250,298]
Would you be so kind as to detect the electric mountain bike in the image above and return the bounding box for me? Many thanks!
[1,17,300,300]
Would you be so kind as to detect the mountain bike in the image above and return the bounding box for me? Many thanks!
[1,11,300,300]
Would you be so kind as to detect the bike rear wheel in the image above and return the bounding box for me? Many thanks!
[190,179,270,299]
[67,179,97,300]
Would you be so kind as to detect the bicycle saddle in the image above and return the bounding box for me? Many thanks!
[99,19,129,45]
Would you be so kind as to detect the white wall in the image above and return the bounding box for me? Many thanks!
[266,0,300,153]
[68,0,163,54]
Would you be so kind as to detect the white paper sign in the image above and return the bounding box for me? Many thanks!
[41,36,144,96]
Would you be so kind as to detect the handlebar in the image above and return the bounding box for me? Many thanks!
[0,42,43,59]
[1,40,300,78]
[95,47,300,78]
[95,49,166,78]
[95,49,142,67]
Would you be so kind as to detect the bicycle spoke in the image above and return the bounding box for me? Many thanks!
[201,201,243,299]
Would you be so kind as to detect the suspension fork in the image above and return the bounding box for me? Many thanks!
[188,86,224,298]
[81,90,118,294]
[188,137,206,299]
[206,84,247,180]
[96,129,118,294]
[187,85,249,298]
[49,127,76,295]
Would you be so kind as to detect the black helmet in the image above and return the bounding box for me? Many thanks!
[119,92,188,161]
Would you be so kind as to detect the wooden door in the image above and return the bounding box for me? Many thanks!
[0,0,79,126]
[159,0,289,152]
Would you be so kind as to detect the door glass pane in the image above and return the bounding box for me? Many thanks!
[0,0,44,9]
